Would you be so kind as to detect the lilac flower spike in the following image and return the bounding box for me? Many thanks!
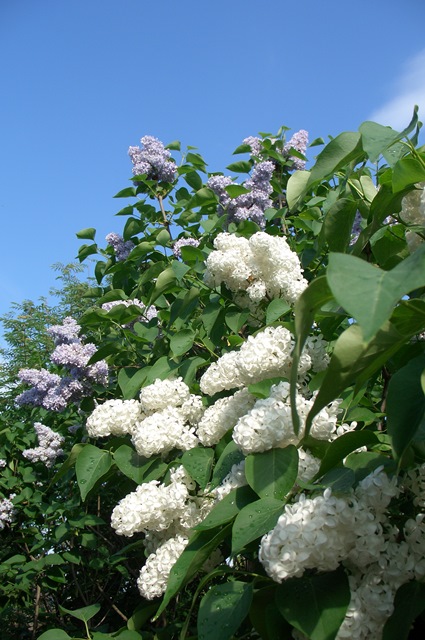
[283,129,308,170]
[106,232,135,261]
[172,237,200,259]
[128,135,177,183]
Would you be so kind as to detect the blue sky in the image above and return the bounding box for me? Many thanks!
[1,0,425,324]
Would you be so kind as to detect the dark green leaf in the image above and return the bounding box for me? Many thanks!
[276,567,350,640]
[316,431,379,478]
[383,580,425,640]
[75,445,113,502]
[196,486,257,530]
[181,448,214,489]
[231,497,284,554]
[226,160,252,173]
[323,199,358,251]
[387,355,425,460]
[118,367,149,400]
[114,187,137,198]
[198,581,253,640]
[225,184,251,198]
[170,329,195,356]
[209,440,245,490]
[307,132,363,187]
[114,445,148,484]
[245,446,298,500]
[184,171,203,190]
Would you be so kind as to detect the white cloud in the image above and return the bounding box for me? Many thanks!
[369,49,425,130]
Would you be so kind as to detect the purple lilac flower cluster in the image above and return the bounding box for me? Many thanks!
[207,161,274,228]
[172,237,201,259]
[242,136,263,157]
[283,129,308,170]
[128,135,177,183]
[16,317,108,412]
[106,232,135,261]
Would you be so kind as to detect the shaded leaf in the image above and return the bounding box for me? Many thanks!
[198,581,253,640]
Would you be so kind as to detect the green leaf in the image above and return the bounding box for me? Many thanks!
[76,227,96,241]
[245,446,298,500]
[196,486,257,530]
[323,199,358,251]
[304,303,425,434]
[250,587,292,640]
[197,581,253,640]
[316,431,379,478]
[359,121,402,164]
[118,367,149,400]
[114,445,148,484]
[50,443,85,485]
[233,143,252,155]
[225,184,251,198]
[75,445,113,502]
[154,524,231,619]
[231,498,284,554]
[392,156,425,192]
[226,160,252,173]
[247,377,286,399]
[291,276,334,434]
[188,187,217,208]
[266,298,291,324]
[307,132,363,187]
[37,631,72,640]
[383,580,425,640]
[181,448,214,489]
[387,355,425,460]
[170,329,195,356]
[327,246,425,342]
[59,603,101,623]
[165,140,181,151]
[114,186,137,198]
[184,170,203,190]
[78,243,98,262]
[149,266,178,303]
[286,170,311,210]
[276,567,350,640]
[209,440,245,490]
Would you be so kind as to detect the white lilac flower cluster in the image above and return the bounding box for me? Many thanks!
[105,232,135,261]
[101,298,158,328]
[172,237,200,259]
[232,381,344,455]
[200,325,328,396]
[260,466,425,640]
[128,135,177,183]
[16,318,108,412]
[0,460,6,469]
[0,494,16,530]
[283,129,309,170]
[400,182,425,253]
[22,422,65,467]
[204,232,307,305]
[86,378,204,458]
[207,161,274,228]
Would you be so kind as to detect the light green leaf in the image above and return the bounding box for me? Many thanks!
[245,446,298,500]
[266,298,291,324]
[286,170,311,211]
[76,227,96,241]
[225,184,251,198]
[276,567,350,640]
[307,132,363,187]
[37,631,72,640]
[59,602,101,623]
[359,121,402,165]
[327,246,425,342]
[198,581,253,640]
[392,156,425,192]
[323,199,358,252]
[149,266,177,303]
[387,355,425,460]
[231,498,284,554]
[75,445,113,502]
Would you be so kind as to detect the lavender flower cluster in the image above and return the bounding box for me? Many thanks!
[16,317,108,412]
[172,237,200,259]
[106,232,135,261]
[207,161,274,228]
[283,129,308,170]
[22,422,64,468]
[128,135,177,183]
